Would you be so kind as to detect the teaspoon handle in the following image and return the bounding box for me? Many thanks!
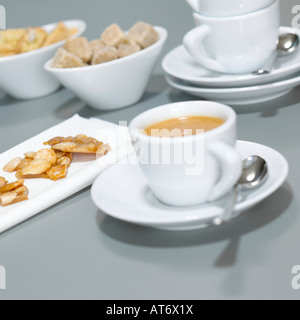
[252,51,278,75]
[213,184,241,225]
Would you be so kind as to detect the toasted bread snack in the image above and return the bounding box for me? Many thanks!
[63,37,93,63]
[89,39,105,54]
[92,46,119,65]
[101,24,124,47]
[43,22,69,47]
[128,22,159,48]
[0,29,25,53]
[52,48,85,68]
[118,36,141,58]
[15,27,47,53]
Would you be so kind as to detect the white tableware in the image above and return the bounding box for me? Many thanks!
[0,20,86,100]
[185,0,273,17]
[45,27,167,110]
[0,115,132,234]
[183,0,279,74]
[252,32,300,75]
[162,27,300,88]
[91,140,288,231]
[129,101,242,206]
[166,74,300,105]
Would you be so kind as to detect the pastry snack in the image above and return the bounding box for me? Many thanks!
[3,149,73,181]
[3,134,110,180]
[2,134,111,206]
[51,21,158,68]
[43,134,111,155]
[0,178,29,206]
[0,22,77,58]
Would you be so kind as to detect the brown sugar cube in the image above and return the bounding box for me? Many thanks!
[0,29,25,53]
[63,37,92,63]
[128,22,159,49]
[15,27,48,53]
[43,22,69,47]
[118,36,141,58]
[92,46,119,65]
[101,24,124,47]
[52,48,85,69]
[89,39,105,54]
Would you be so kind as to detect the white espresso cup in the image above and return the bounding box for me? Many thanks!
[185,0,274,17]
[183,0,280,74]
[129,101,242,207]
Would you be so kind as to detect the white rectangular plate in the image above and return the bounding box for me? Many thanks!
[0,114,132,233]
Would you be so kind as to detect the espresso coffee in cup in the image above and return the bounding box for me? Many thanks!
[183,0,280,74]
[129,101,242,207]
[144,115,225,137]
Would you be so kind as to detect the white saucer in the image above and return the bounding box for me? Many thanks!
[91,141,288,231]
[162,27,300,88]
[166,74,300,105]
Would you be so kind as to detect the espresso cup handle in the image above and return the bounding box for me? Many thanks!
[207,141,242,202]
[183,26,226,73]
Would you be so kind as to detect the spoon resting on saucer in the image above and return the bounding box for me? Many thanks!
[213,155,268,225]
[252,33,300,75]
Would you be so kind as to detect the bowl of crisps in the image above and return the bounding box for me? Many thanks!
[44,22,168,110]
[0,19,86,100]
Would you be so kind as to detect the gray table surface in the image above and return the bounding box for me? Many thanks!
[0,0,300,300]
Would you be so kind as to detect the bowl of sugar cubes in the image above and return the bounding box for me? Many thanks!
[45,21,168,110]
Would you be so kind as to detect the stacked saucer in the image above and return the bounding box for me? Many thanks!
[162,27,300,105]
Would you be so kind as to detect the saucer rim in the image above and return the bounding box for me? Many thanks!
[166,73,300,94]
[166,74,300,105]
[91,140,288,228]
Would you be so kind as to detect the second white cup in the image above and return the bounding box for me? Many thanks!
[185,0,274,17]
[183,0,280,74]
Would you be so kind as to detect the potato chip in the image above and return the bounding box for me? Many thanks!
[43,22,69,47]
[15,27,48,53]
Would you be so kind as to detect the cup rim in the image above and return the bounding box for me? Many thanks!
[129,101,236,142]
[193,0,277,20]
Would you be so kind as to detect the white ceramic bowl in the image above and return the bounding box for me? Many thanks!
[44,26,168,110]
[0,20,86,100]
